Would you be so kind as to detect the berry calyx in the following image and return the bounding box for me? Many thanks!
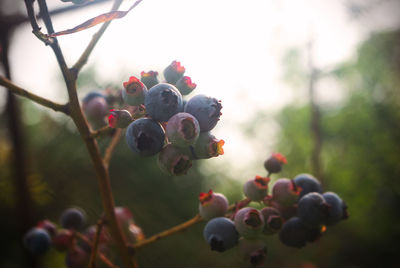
[198,190,229,220]
[140,71,159,89]
[165,112,200,147]
[243,175,271,201]
[163,60,185,84]
[158,144,192,176]
[122,76,148,106]
[234,207,264,239]
[176,76,197,95]
[108,109,133,128]
[191,132,224,159]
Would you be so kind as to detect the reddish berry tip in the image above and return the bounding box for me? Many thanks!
[272,152,287,164]
[199,189,214,204]
[171,60,185,73]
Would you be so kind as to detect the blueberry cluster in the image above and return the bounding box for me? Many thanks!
[200,153,348,267]
[23,206,143,268]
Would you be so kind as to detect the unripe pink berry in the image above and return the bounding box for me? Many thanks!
[243,176,270,201]
[198,190,229,220]
[234,207,265,239]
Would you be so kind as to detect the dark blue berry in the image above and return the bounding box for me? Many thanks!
[126,118,165,157]
[322,192,344,225]
[279,217,309,248]
[23,228,51,255]
[184,94,222,132]
[203,217,239,252]
[60,207,87,230]
[297,192,329,228]
[144,83,183,122]
[293,173,323,199]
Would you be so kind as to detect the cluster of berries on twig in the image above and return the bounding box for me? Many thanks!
[81,61,224,175]
[200,153,348,267]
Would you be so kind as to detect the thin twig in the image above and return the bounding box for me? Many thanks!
[131,198,250,250]
[88,218,105,268]
[23,0,53,45]
[91,125,113,138]
[132,215,203,250]
[0,76,69,114]
[104,128,122,167]
[75,232,119,268]
[72,0,124,75]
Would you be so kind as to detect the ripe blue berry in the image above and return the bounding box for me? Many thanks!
[184,94,222,132]
[293,173,323,199]
[234,207,265,239]
[322,192,344,225]
[175,76,197,95]
[144,83,183,122]
[191,132,224,159]
[198,190,229,220]
[165,112,200,147]
[297,192,329,228]
[279,217,309,248]
[238,238,267,267]
[126,118,165,157]
[264,153,287,174]
[271,178,300,207]
[108,109,132,128]
[260,207,283,235]
[65,246,89,268]
[243,176,270,202]
[140,71,159,89]
[122,76,148,106]
[163,60,185,84]
[24,228,51,255]
[60,207,87,230]
[158,144,192,176]
[203,217,239,252]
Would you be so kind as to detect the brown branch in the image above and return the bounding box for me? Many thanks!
[104,128,122,167]
[0,76,69,114]
[72,0,124,75]
[88,218,105,268]
[91,125,113,138]
[75,232,119,268]
[32,1,137,267]
[132,214,203,250]
[23,0,53,45]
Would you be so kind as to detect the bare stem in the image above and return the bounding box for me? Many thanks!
[72,0,124,74]
[0,76,69,114]
[88,218,105,268]
[132,215,203,250]
[91,125,113,138]
[104,128,122,167]
[75,232,119,268]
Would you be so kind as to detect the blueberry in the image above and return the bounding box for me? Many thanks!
[260,207,283,235]
[238,238,267,267]
[52,229,74,251]
[271,178,300,207]
[234,207,264,239]
[184,94,222,132]
[108,109,133,128]
[203,217,239,252]
[122,76,148,106]
[243,176,270,202]
[293,173,323,199]
[125,118,165,157]
[297,192,329,228]
[165,112,200,147]
[60,207,87,230]
[144,83,183,122]
[322,192,344,225]
[175,76,197,95]
[23,227,51,255]
[140,71,159,89]
[163,60,185,84]
[158,144,192,176]
[278,217,309,248]
[65,246,89,268]
[199,190,229,220]
[264,153,287,174]
[82,91,108,127]
[191,132,224,159]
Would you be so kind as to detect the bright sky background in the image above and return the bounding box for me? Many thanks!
[2,0,400,180]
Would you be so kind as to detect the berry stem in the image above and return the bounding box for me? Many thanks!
[104,128,123,167]
[75,232,119,268]
[88,218,105,268]
[131,215,203,250]
[0,76,69,114]
[91,125,114,138]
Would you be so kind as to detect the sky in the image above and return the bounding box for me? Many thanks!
[2,0,400,180]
